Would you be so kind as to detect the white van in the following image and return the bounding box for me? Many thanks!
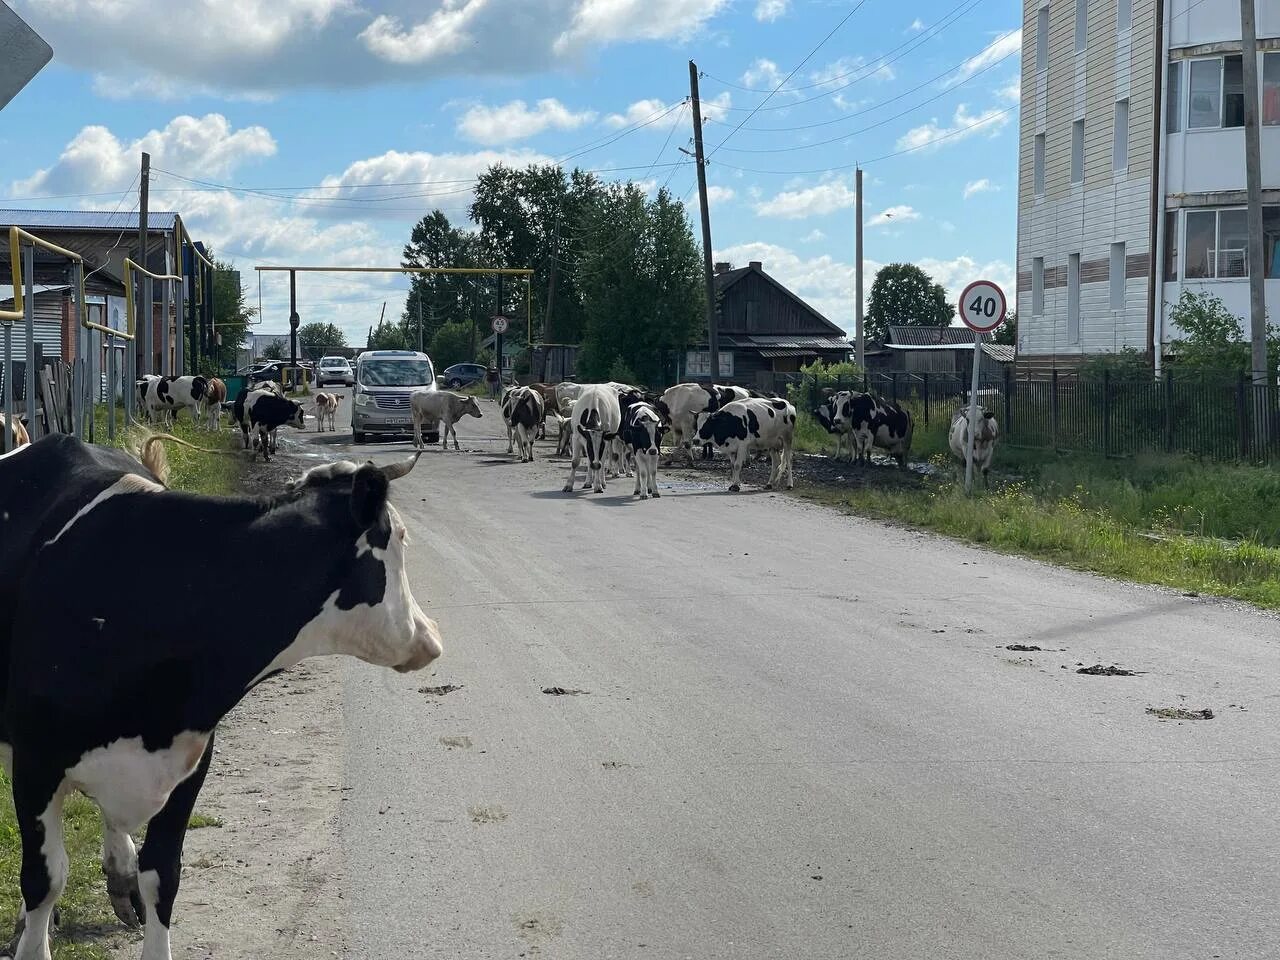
[351,350,437,444]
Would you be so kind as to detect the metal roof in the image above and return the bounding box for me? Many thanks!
[981,343,1016,363]
[758,347,822,359]
[887,325,978,346]
[0,208,180,231]
[724,334,851,350]
[883,341,1016,364]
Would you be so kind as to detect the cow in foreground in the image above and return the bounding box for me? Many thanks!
[697,397,796,493]
[620,401,666,499]
[313,392,341,432]
[410,390,482,451]
[949,407,999,487]
[0,435,441,960]
[563,385,621,493]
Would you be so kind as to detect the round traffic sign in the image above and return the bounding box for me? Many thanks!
[958,280,1007,333]
[491,315,509,334]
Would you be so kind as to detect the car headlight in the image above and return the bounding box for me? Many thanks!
[354,391,372,407]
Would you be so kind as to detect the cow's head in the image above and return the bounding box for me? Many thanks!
[287,400,306,429]
[286,455,442,674]
[829,390,854,428]
[461,396,483,419]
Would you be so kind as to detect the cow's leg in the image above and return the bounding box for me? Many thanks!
[727,446,743,492]
[135,737,213,960]
[506,424,514,454]
[412,416,422,450]
[10,773,67,960]
[562,447,581,493]
[784,438,795,489]
[257,425,270,462]
[102,827,144,927]
[765,449,780,490]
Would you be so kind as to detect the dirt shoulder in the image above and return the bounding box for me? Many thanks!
[115,445,350,959]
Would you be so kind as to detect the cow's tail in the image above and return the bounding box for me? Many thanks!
[130,428,240,486]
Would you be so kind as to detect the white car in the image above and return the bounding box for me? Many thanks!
[316,356,355,387]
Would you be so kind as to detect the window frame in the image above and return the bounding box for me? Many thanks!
[1186,55,1245,131]
[1036,6,1050,73]
[1166,60,1182,134]
[1183,207,1253,280]
[1264,52,1280,127]
[1075,0,1087,53]
[1033,133,1046,196]
[1032,257,1045,316]
[1071,119,1085,184]
[1113,98,1129,174]
[685,350,734,379]
[1110,242,1126,311]
[1164,211,1180,282]
[1067,253,1081,344]
[1116,0,1131,31]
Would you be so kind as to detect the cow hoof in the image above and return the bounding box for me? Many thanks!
[106,871,144,927]
[561,484,574,493]
[728,483,740,493]
[765,483,773,490]
[653,491,661,498]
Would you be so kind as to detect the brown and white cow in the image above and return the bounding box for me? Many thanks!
[314,392,341,432]
[203,377,227,431]
[949,407,999,486]
[0,413,30,452]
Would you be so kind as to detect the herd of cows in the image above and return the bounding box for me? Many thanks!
[0,368,1003,960]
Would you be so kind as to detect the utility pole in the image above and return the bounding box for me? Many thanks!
[689,60,719,382]
[288,269,299,370]
[137,151,150,375]
[417,297,424,353]
[544,206,560,348]
[855,167,865,370]
[1240,0,1268,388]
[496,273,504,377]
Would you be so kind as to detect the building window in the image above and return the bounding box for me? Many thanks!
[1110,243,1126,310]
[1075,0,1087,52]
[1113,99,1129,172]
[1116,0,1130,31]
[1036,6,1049,72]
[1264,53,1280,126]
[1187,56,1244,130]
[1067,254,1081,343]
[685,350,733,378]
[1265,207,1280,279]
[1032,257,1045,316]
[1166,61,1182,134]
[1164,211,1179,281]
[1071,119,1085,184]
[1184,208,1250,279]
[1034,133,1046,195]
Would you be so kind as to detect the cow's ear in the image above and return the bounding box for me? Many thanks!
[350,464,390,529]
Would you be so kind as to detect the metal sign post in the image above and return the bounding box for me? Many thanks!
[958,280,1007,494]
[491,315,508,379]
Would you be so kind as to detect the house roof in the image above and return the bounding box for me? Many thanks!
[883,341,1015,364]
[0,209,181,232]
[981,343,1016,363]
[722,334,850,350]
[887,325,980,346]
[714,262,847,337]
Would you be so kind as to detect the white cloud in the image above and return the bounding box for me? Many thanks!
[963,178,999,199]
[755,0,789,22]
[810,56,893,89]
[456,98,596,144]
[802,229,826,242]
[896,104,1012,153]
[907,17,925,32]
[604,98,671,129]
[997,77,1021,103]
[946,29,1021,86]
[12,114,276,196]
[555,0,731,53]
[359,2,489,63]
[699,92,733,124]
[755,178,856,219]
[917,255,1015,307]
[742,58,786,90]
[706,185,735,206]
[868,205,920,228]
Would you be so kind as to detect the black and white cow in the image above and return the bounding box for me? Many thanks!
[831,391,914,469]
[697,396,796,493]
[812,392,850,460]
[658,383,721,466]
[507,387,544,462]
[562,384,621,494]
[233,386,306,460]
[620,401,666,499]
[612,388,662,477]
[0,435,441,960]
[143,376,208,426]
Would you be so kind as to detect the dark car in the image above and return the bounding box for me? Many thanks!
[439,362,487,390]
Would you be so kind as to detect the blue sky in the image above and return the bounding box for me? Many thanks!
[0,0,1021,344]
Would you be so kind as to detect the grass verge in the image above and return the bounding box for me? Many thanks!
[0,411,240,958]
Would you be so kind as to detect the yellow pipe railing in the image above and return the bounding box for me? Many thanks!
[123,258,182,340]
[253,265,534,275]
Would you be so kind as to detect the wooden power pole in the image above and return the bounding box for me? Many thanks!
[137,151,149,374]
[1240,0,1268,388]
[855,167,865,370]
[689,60,719,382]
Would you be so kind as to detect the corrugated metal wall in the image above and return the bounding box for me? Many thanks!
[0,292,64,401]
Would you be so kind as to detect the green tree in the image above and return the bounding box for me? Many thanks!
[368,317,408,351]
[1167,290,1279,375]
[865,263,954,344]
[992,310,1017,346]
[401,210,483,349]
[429,321,475,371]
[298,322,347,357]
[262,339,286,360]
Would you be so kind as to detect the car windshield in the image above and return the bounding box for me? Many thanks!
[359,358,434,387]
[321,359,347,368]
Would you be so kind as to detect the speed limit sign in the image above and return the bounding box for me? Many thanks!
[491,315,509,334]
[958,280,1007,333]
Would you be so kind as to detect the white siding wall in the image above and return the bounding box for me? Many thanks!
[1168,0,1280,48]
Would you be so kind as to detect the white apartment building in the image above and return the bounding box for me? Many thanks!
[1017,0,1280,370]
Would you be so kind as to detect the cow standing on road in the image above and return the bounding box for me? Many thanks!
[563,385,621,493]
[508,387,544,462]
[697,397,796,493]
[410,390,482,451]
[233,386,306,460]
[313,392,341,432]
[0,436,440,960]
[620,401,666,499]
[658,383,720,466]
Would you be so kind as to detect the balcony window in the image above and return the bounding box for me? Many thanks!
[1071,119,1084,184]
[1265,207,1280,279]
[1164,212,1179,281]
[1264,53,1280,126]
[1217,209,1248,278]
[1034,133,1046,195]
[1166,61,1181,134]
[1184,209,1251,279]
[1222,55,1245,128]
[1036,6,1049,72]
[1188,59,1222,129]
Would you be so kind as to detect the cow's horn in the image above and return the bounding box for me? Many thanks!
[381,452,422,481]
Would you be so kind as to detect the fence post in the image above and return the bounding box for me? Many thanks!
[1003,367,1011,439]
[1163,372,1174,453]
[1051,369,1059,451]
[922,373,930,427]
[1101,370,1111,457]
[1237,375,1249,460]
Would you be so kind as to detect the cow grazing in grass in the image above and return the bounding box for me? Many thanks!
[831,391,913,469]
[0,436,439,960]
[620,401,666,499]
[203,378,227,431]
[697,397,796,493]
[949,407,999,487]
[313,392,341,432]
[563,385,621,493]
[410,390,482,451]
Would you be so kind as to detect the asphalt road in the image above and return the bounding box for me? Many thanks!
[296,394,1280,959]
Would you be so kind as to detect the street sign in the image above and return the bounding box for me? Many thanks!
[958,280,1007,333]
[958,279,1006,495]
[491,315,509,334]
[0,2,52,113]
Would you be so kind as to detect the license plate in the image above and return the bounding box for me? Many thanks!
[382,418,410,425]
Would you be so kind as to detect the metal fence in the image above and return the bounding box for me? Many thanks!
[775,370,1280,464]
